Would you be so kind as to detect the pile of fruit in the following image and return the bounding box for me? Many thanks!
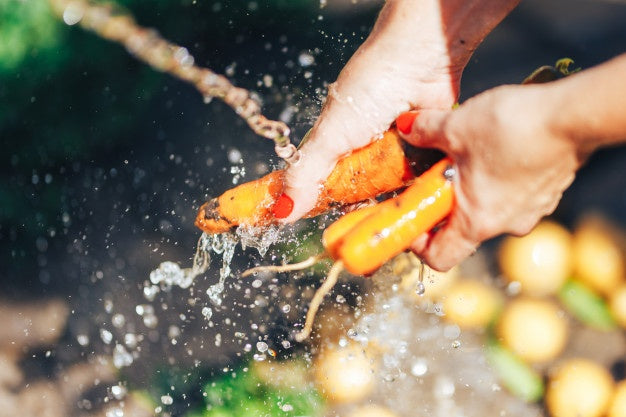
[406,216,626,417]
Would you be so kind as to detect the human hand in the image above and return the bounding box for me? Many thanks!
[397,83,588,271]
[281,0,520,222]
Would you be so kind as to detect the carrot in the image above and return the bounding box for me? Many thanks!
[322,203,381,260]
[243,158,455,341]
[335,158,454,275]
[195,129,420,234]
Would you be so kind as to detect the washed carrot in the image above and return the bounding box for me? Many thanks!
[243,158,456,341]
[195,129,423,234]
[322,203,381,260]
[334,158,454,275]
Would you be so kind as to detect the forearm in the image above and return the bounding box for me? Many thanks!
[377,0,522,66]
[548,53,626,153]
[311,0,522,150]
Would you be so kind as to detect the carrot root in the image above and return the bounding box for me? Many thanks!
[294,260,344,343]
[241,255,323,278]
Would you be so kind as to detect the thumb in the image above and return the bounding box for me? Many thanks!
[395,109,453,152]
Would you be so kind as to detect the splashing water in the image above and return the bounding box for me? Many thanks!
[236,224,282,257]
[416,259,426,296]
[206,233,238,306]
[148,226,281,320]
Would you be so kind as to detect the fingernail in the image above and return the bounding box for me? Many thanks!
[395,110,419,135]
[272,193,294,219]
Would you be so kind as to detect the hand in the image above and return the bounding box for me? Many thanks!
[398,83,587,271]
[281,0,521,222]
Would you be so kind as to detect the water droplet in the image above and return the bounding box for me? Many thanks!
[298,52,315,67]
[281,304,291,313]
[110,384,127,400]
[105,407,124,417]
[143,314,158,329]
[227,148,242,164]
[415,281,426,296]
[76,334,89,346]
[112,344,133,368]
[173,47,194,67]
[124,333,138,348]
[451,340,461,349]
[202,307,213,320]
[100,329,113,344]
[63,3,84,25]
[160,394,174,405]
[112,313,126,328]
[411,358,429,376]
[143,284,159,301]
[256,341,269,352]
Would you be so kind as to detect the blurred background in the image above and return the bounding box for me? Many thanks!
[1,0,626,416]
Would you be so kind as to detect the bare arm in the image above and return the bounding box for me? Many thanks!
[281,0,521,221]
[401,53,626,270]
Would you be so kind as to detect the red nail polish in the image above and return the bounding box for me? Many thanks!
[395,111,419,135]
[272,193,294,219]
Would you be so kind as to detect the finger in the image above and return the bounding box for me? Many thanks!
[414,214,478,272]
[395,109,454,152]
[409,232,430,254]
[281,150,337,223]
[281,106,391,223]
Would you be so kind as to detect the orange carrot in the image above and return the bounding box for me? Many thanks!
[195,129,419,234]
[243,157,455,342]
[333,158,454,275]
[321,203,380,260]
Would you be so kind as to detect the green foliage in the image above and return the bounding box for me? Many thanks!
[485,339,545,403]
[195,363,323,417]
[558,279,616,331]
[0,0,62,74]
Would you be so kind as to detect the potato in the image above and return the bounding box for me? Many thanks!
[608,380,626,417]
[344,404,399,417]
[573,217,625,295]
[441,279,502,329]
[313,342,377,404]
[499,221,573,296]
[609,284,626,328]
[546,358,614,417]
[497,297,568,363]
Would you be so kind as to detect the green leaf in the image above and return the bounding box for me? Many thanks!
[485,340,545,402]
[558,279,616,331]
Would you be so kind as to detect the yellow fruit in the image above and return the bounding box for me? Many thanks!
[573,217,625,295]
[609,284,626,328]
[497,297,568,363]
[441,279,502,329]
[344,405,399,417]
[313,342,377,404]
[608,380,626,417]
[546,358,615,417]
[499,220,573,296]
